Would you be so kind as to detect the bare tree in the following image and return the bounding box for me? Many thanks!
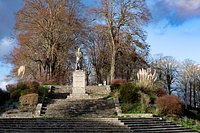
[180,59,200,108]
[10,0,86,84]
[85,25,111,84]
[152,56,179,95]
[93,0,150,83]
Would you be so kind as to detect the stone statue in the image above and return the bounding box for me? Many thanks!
[75,47,83,70]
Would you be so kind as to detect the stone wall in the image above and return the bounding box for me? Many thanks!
[86,86,110,95]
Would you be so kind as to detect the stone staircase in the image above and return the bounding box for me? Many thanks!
[0,86,199,133]
[119,118,199,133]
[43,86,116,118]
[45,98,116,118]
[0,118,131,133]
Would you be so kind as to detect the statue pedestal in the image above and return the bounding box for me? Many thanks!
[68,70,89,99]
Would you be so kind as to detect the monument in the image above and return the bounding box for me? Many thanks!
[68,48,89,99]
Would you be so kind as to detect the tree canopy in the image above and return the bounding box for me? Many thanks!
[9,0,150,84]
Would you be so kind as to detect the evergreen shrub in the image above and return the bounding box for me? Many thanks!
[16,82,29,90]
[26,81,40,90]
[38,86,48,97]
[0,89,10,105]
[21,89,38,96]
[119,83,140,104]
[10,89,21,100]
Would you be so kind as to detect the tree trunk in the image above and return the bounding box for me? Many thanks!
[189,81,192,106]
[168,84,171,95]
[193,83,196,107]
[110,48,116,83]
[184,83,188,109]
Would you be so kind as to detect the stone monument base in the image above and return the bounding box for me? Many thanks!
[67,70,90,100]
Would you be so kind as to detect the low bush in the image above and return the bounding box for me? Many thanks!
[38,86,49,102]
[9,81,45,102]
[21,89,38,96]
[140,92,150,112]
[38,86,48,97]
[119,83,140,104]
[111,79,126,91]
[10,89,21,100]
[6,84,17,92]
[0,89,10,105]
[155,88,167,97]
[19,93,38,112]
[121,103,142,113]
[16,82,29,90]
[176,118,200,131]
[26,81,40,90]
[111,79,126,85]
[156,95,183,116]
[197,114,200,121]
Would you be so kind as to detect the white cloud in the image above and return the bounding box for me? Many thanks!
[149,0,200,26]
[166,0,200,11]
[0,37,15,58]
[0,81,8,91]
[164,0,200,17]
[0,69,16,91]
[0,80,16,91]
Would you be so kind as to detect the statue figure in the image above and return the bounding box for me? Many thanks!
[75,47,83,70]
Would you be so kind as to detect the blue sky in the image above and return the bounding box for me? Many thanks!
[1,0,200,90]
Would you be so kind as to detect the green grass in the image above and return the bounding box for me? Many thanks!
[165,116,200,132]
[176,118,200,131]
[121,103,144,113]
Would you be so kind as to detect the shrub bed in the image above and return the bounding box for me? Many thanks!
[0,89,10,105]
[156,95,183,116]
[19,93,38,112]
[119,83,140,104]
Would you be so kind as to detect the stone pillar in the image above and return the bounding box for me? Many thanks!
[68,70,89,99]
[72,70,86,94]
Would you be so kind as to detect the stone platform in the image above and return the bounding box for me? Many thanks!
[68,70,90,99]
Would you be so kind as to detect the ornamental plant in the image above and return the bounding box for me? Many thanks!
[137,68,157,88]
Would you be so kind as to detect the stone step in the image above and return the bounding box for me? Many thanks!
[0,118,120,121]
[0,122,124,127]
[132,128,198,133]
[0,129,130,133]
[120,118,163,122]
[0,127,129,131]
[132,130,198,133]
[119,118,199,133]
[129,124,182,129]
[123,122,176,127]
[48,93,69,99]
[121,121,173,125]
[44,98,116,118]
[120,118,166,121]
[0,118,130,133]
